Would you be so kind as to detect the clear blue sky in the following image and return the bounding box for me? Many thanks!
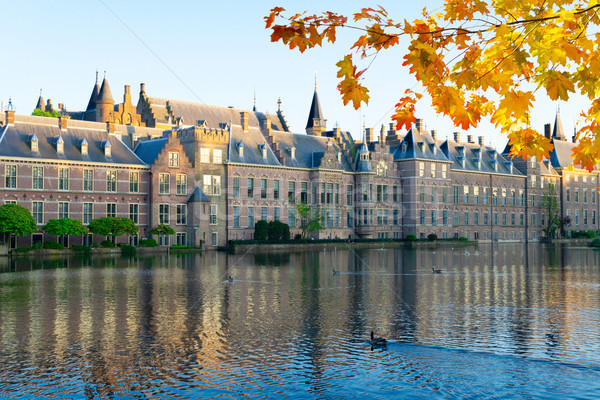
[0,1,586,150]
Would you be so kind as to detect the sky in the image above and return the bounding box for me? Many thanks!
[0,1,588,150]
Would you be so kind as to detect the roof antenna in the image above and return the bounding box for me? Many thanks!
[253,89,256,112]
[314,71,318,89]
[96,69,99,83]
[6,98,15,111]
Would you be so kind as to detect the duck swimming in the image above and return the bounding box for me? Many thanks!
[432,267,442,274]
[370,331,387,346]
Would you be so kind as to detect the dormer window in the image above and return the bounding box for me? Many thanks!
[103,140,112,157]
[401,142,408,153]
[219,122,229,130]
[290,146,296,159]
[237,142,244,157]
[80,138,88,156]
[30,134,39,152]
[473,158,481,170]
[490,159,498,171]
[488,149,497,160]
[56,136,64,154]
[260,145,267,159]
[197,120,207,127]
[417,142,424,152]
[337,151,342,163]
[457,156,465,168]
[456,146,464,156]
[429,143,436,154]
[504,161,513,173]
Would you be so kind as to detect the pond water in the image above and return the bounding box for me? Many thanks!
[0,243,599,399]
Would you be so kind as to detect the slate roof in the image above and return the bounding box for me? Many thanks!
[228,126,282,166]
[86,78,100,111]
[267,130,353,171]
[306,89,324,129]
[147,98,288,132]
[188,186,210,203]
[552,111,565,140]
[97,77,113,103]
[0,121,145,166]
[440,138,523,175]
[133,137,168,165]
[392,126,450,162]
[549,138,576,169]
[355,142,372,173]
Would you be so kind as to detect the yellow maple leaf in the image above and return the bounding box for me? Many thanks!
[545,71,575,101]
[498,90,534,120]
[507,127,552,162]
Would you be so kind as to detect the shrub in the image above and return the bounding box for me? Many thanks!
[268,221,290,240]
[254,220,268,240]
[91,242,100,248]
[406,234,417,241]
[590,238,600,248]
[294,233,303,240]
[427,233,438,241]
[72,245,91,253]
[101,240,116,248]
[170,245,192,249]
[43,240,64,249]
[458,236,468,241]
[118,244,136,254]
[139,238,158,247]
[282,224,291,240]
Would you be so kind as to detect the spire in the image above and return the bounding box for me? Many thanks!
[97,71,114,103]
[305,86,326,135]
[253,90,256,112]
[552,108,565,140]
[85,71,100,111]
[35,89,44,111]
[356,127,372,172]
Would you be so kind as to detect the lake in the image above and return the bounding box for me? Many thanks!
[0,243,599,399]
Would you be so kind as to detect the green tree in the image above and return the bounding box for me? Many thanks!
[268,220,290,240]
[296,202,324,239]
[87,217,138,241]
[0,204,37,241]
[32,108,62,118]
[542,183,560,239]
[148,224,176,236]
[254,220,268,240]
[42,218,88,237]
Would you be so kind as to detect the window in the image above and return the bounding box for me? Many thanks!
[247,178,254,198]
[431,187,436,203]
[377,185,383,202]
[575,210,580,225]
[159,204,170,224]
[326,183,333,204]
[453,186,459,203]
[501,188,507,206]
[233,206,240,227]
[519,190,524,206]
[32,166,43,189]
[419,162,425,177]
[212,233,218,246]
[454,212,459,225]
[233,177,240,198]
[274,207,280,221]
[261,207,267,221]
[176,174,187,195]
[84,169,94,191]
[159,173,170,194]
[159,234,170,246]
[393,185,398,202]
[420,186,425,202]
[394,209,400,225]
[531,195,536,207]
[484,187,489,205]
[288,208,296,227]
[177,204,187,225]
[493,188,498,205]
[593,210,596,225]
[274,180,280,200]
[261,179,268,199]
[502,213,507,225]
[347,185,354,205]
[327,209,334,227]
[420,210,425,225]
[213,149,222,164]
[58,202,69,219]
[312,182,318,203]
[106,203,117,218]
[129,203,138,224]
[511,213,516,225]
[248,207,254,227]
[566,189,571,202]
[474,212,479,225]
[464,185,469,203]
[203,175,221,196]
[442,187,447,204]
[83,203,93,224]
[442,164,447,179]
[484,213,489,225]
[200,148,210,163]
[584,210,588,225]
[442,210,447,225]
[377,209,383,225]
[176,233,187,246]
[520,213,524,226]
[464,212,469,225]
[431,210,437,225]
[494,212,498,225]
[575,189,580,203]
[288,181,296,203]
[301,182,308,203]
[169,152,179,168]
[106,170,117,192]
[430,163,436,178]
[210,205,217,225]
[129,171,139,193]
[32,201,43,224]
[532,213,537,226]
[531,175,536,188]
[348,210,354,227]
[58,167,69,190]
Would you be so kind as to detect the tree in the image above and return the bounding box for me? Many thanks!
[295,202,324,239]
[558,215,572,238]
[0,204,37,241]
[541,183,560,239]
[148,224,176,236]
[42,218,88,237]
[32,109,61,118]
[87,217,138,241]
[266,3,600,167]
[254,220,269,240]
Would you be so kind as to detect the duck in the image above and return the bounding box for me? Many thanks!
[227,275,233,282]
[370,331,387,346]
[432,267,442,274]
[333,269,340,275]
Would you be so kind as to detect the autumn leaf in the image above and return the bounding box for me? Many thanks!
[338,76,369,109]
[545,71,575,101]
[507,128,553,162]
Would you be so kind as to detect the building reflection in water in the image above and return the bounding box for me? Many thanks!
[0,243,599,397]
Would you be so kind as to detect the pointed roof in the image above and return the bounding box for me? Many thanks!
[305,89,325,129]
[97,74,114,103]
[552,110,565,140]
[86,72,100,111]
[35,90,44,111]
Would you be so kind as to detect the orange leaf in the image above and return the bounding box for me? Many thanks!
[338,76,369,109]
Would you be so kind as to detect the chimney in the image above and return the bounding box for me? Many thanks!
[58,103,64,111]
[240,111,249,132]
[106,120,114,134]
[467,135,474,143]
[124,85,131,104]
[264,116,272,136]
[415,118,423,132]
[45,99,53,112]
[59,115,69,131]
[478,136,484,147]
[365,128,373,144]
[431,130,436,141]
[389,122,395,133]
[544,123,551,139]
[5,110,14,125]
[453,132,460,142]
[333,127,341,138]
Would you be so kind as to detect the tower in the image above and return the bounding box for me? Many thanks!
[305,85,326,136]
[86,71,100,112]
[552,108,566,141]
[95,72,115,123]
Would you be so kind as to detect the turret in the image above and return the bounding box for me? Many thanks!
[95,72,115,123]
[355,131,372,172]
[86,71,100,112]
[305,87,326,136]
[552,108,566,141]
[34,89,44,111]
